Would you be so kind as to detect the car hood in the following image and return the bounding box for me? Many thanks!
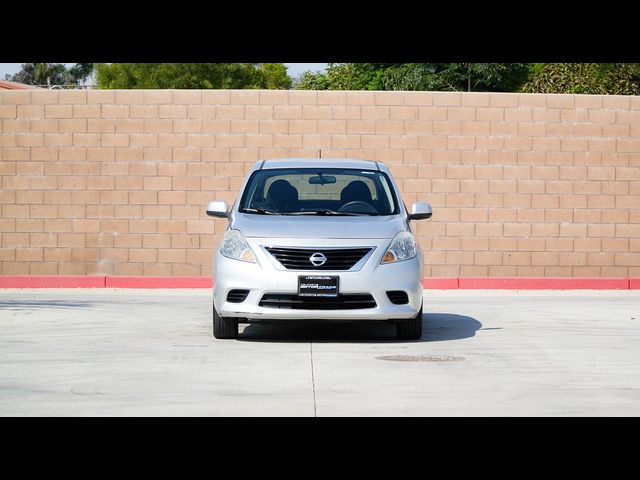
[230,213,407,239]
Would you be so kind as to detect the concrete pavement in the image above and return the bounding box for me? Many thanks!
[1,289,639,416]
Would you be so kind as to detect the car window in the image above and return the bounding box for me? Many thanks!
[239,168,398,216]
[264,174,377,201]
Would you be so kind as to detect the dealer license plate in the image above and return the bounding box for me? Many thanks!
[298,275,339,297]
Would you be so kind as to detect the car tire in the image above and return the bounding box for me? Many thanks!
[213,304,238,339]
[396,304,423,340]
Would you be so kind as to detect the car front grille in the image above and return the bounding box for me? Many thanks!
[259,293,377,310]
[265,247,372,271]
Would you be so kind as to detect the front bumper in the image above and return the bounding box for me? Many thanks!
[213,237,423,321]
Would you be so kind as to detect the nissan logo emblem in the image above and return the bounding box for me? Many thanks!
[309,252,327,267]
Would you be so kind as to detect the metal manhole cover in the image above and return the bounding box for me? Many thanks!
[376,354,465,362]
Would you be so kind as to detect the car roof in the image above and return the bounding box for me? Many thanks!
[258,158,381,171]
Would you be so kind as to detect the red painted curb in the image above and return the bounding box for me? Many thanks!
[104,276,213,288]
[0,276,637,290]
[0,275,105,288]
[457,277,630,290]
[422,278,458,289]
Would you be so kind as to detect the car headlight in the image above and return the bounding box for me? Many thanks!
[220,230,256,263]
[381,231,417,264]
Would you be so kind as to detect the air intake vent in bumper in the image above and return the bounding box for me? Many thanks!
[226,289,250,303]
[386,291,409,305]
[259,293,376,310]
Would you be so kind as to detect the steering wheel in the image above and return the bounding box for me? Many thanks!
[338,201,378,214]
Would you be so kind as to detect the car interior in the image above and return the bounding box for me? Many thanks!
[258,178,389,214]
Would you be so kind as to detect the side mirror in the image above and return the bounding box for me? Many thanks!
[206,200,229,218]
[408,202,432,220]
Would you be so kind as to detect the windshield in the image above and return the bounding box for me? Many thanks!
[239,168,399,216]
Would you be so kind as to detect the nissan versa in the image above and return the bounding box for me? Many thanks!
[206,159,432,340]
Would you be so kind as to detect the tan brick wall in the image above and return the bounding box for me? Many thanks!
[1,89,639,277]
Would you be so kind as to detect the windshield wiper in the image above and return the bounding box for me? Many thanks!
[241,208,282,215]
[286,210,372,216]
[243,208,377,216]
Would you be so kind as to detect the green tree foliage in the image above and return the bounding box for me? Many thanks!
[296,64,381,90]
[260,63,292,89]
[325,63,382,90]
[68,63,94,86]
[296,70,330,90]
[95,63,292,89]
[6,63,71,86]
[5,63,94,87]
[295,63,530,92]
[522,63,640,95]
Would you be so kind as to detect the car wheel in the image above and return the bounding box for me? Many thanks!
[396,304,423,340]
[213,304,238,339]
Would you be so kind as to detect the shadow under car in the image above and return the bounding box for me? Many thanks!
[237,312,482,343]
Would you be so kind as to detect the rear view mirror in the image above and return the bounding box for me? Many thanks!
[206,200,229,218]
[408,202,432,220]
[309,175,336,185]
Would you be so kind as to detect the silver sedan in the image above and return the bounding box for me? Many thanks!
[206,158,432,340]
